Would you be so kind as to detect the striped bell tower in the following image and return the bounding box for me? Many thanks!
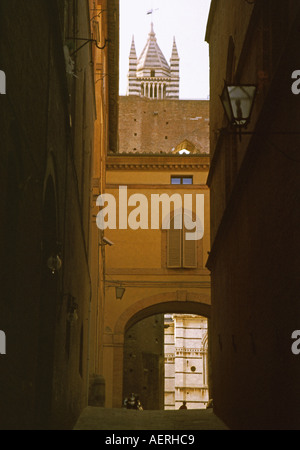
[127,23,180,99]
[127,36,140,96]
[167,37,180,99]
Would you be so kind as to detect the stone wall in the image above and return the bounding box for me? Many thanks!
[119,96,209,155]
[0,0,100,430]
[123,315,165,410]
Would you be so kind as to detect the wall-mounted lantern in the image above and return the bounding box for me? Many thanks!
[115,287,126,300]
[220,84,257,136]
[47,254,62,275]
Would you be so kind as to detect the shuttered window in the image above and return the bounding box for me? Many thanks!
[167,225,182,268]
[183,222,197,268]
[167,216,197,269]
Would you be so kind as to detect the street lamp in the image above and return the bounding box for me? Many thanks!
[47,254,62,275]
[115,286,126,300]
[220,83,257,129]
[219,82,300,141]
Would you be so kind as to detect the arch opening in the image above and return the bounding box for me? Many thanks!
[122,300,211,411]
[124,300,210,334]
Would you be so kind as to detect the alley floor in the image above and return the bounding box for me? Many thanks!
[73,407,229,430]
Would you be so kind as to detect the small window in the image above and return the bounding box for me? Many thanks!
[151,70,155,77]
[182,177,193,185]
[171,176,193,185]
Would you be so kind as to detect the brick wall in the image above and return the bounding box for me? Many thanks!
[119,96,209,154]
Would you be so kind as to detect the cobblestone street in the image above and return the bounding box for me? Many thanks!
[74,407,229,430]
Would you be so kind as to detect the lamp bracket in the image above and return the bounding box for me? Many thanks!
[66,37,110,56]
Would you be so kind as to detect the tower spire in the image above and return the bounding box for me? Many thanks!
[129,35,137,57]
[127,23,180,99]
[127,35,140,96]
[150,21,155,36]
[168,37,180,99]
[171,37,179,58]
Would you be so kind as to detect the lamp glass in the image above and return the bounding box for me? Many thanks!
[227,85,256,126]
[115,287,126,300]
[221,84,257,127]
[220,85,233,123]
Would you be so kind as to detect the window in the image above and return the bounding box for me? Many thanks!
[151,70,155,77]
[167,215,197,269]
[171,176,193,185]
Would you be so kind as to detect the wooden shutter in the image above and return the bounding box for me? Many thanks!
[167,218,182,268]
[183,225,197,268]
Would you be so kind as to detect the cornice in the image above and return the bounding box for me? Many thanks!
[106,154,210,171]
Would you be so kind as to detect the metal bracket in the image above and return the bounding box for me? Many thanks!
[66,37,110,56]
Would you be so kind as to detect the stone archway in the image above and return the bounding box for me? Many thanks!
[104,291,211,408]
[115,291,210,335]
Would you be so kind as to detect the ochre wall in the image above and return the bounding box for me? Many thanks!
[101,156,211,407]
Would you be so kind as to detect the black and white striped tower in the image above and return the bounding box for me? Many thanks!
[167,37,180,99]
[127,22,180,100]
[127,36,140,96]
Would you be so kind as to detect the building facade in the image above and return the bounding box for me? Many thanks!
[0,0,115,430]
[97,23,211,409]
[164,314,209,410]
[102,154,211,408]
[206,0,300,430]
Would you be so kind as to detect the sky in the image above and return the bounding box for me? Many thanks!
[119,0,212,100]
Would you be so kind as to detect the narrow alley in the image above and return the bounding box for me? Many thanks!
[1,0,300,432]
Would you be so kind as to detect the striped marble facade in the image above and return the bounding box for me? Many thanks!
[127,23,180,99]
